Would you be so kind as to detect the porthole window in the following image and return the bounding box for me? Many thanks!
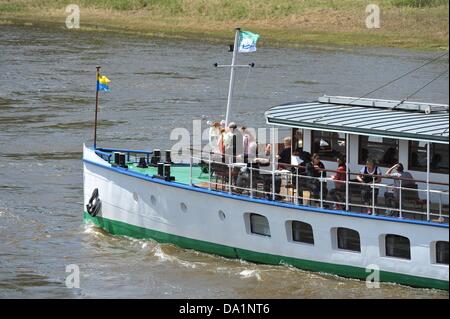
[337,228,360,252]
[218,210,226,221]
[436,241,449,265]
[385,234,411,260]
[292,221,314,245]
[180,202,187,212]
[249,213,270,237]
[133,192,139,202]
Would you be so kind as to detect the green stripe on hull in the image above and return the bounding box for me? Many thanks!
[84,212,448,291]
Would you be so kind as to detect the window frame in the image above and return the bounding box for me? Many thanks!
[311,130,347,161]
[291,221,314,245]
[358,135,399,167]
[336,227,361,252]
[249,213,271,237]
[408,141,449,174]
[292,128,304,153]
[384,234,411,260]
[435,241,449,265]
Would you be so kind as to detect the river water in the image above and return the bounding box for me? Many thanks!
[0,24,448,298]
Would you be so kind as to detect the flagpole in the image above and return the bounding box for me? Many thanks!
[225,27,240,126]
[94,66,100,150]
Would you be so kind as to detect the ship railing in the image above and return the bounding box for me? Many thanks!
[95,148,153,164]
[189,150,449,224]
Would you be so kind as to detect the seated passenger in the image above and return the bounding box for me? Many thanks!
[291,148,302,166]
[357,158,382,215]
[329,156,347,210]
[384,163,416,216]
[277,137,292,169]
[290,149,310,202]
[305,153,328,206]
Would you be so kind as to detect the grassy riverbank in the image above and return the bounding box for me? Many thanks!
[0,0,448,50]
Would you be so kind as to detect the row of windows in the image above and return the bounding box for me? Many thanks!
[249,213,449,265]
[293,129,449,173]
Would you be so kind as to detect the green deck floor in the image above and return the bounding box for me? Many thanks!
[127,163,209,185]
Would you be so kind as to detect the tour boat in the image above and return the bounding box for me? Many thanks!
[83,30,449,290]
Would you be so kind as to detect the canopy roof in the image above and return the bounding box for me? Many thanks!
[265,96,449,144]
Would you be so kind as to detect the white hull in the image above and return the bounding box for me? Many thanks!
[83,145,448,289]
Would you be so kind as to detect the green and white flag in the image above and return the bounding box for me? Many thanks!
[238,31,260,53]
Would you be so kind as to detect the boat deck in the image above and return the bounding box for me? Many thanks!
[127,163,209,185]
[91,147,448,224]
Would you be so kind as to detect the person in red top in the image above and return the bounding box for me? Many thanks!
[329,156,347,210]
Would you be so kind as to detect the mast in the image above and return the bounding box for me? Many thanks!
[225,28,240,126]
[94,66,100,149]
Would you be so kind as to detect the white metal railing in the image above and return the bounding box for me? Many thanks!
[189,149,449,224]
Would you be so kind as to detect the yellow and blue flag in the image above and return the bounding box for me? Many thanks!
[97,75,111,92]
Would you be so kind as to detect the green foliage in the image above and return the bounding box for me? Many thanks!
[389,0,448,7]
[0,3,24,12]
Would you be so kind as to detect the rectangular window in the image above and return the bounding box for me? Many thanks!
[337,228,361,252]
[408,142,449,174]
[311,131,346,161]
[249,213,271,237]
[436,241,449,265]
[385,234,411,260]
[292,128,304,153]
[292,221,314,245]
[359,136,399,167]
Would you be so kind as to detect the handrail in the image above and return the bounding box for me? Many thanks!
[98,147,153,156]
[189,148,449,187]
[190,153,449,224]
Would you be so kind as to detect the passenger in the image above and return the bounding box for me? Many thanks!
[217,127,226,161]
[357,158,382,215]
[223,122,237,161]
[240,126,257,163]
[305,153,328,206]
[277,137,292,169]
[208,121,221,154]
[329,156,347,210]
[291,148,302,166]
[264,143,271,156]
[292,150,311,203]
[384,163,416,216]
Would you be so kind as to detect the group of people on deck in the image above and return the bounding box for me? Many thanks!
[208,121,257,162]
[207,122,417,215]
[274,137,417,214]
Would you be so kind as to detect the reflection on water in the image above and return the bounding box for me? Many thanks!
[0,24,448,299]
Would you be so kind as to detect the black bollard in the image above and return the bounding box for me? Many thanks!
[157,162,164,176]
